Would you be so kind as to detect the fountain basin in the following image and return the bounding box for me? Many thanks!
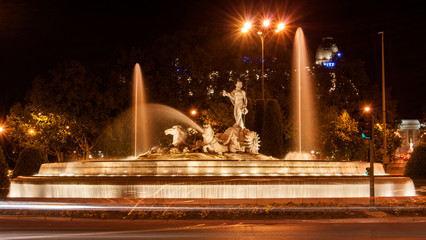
[8,157,416,198]
[34,157,386,177]
[9,176,415,198]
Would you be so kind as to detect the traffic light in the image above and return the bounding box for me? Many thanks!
[359,121,372,139]
[366,167,370,175]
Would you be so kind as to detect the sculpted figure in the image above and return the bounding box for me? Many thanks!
[223,81,248,129]
[164,125,187,147]
[202,124,228,154]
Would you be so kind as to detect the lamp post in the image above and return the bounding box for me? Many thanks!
[378,31,388,165]
[242,20,285,100]
[364,106,375,206]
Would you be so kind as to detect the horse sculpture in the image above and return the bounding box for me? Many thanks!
[164,125,187,147]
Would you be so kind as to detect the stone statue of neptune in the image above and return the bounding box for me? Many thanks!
[222,81,248,129]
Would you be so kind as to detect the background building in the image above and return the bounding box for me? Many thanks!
[315,37,341,67]
[397,119,423,154]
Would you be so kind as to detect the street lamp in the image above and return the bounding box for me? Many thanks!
[364,106,375,206]
[242,19,285,100]
[378,31,388,165]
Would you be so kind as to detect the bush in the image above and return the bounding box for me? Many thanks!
[0,148,9,197]
[405,143,426,178]
[261,99,284,158]
[12,147,48,178]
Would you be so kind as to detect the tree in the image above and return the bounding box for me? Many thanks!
[313,59,369,114]
[199,100,234,133]
[405,143,426,178]
[6,103,73,162]
[0,147,9,197]
[319,108,365,160]
[261,99,284,157]
[12,147,48,178]
[29,61,116,159]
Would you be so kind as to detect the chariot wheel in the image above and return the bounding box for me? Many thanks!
[244,131,260,154]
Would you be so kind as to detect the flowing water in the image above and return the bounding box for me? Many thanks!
[133,63,150,157]
[133,64,202,158]
[288,28,316,159]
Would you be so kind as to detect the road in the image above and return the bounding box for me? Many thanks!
[0,216,425,239]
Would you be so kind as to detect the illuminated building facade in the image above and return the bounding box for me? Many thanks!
[315,37,341,67]
[397,119,423,154]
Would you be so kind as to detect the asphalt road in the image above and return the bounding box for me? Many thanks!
[1,216,425,240]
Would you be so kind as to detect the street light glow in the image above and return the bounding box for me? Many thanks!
[240,17,287,100]
[263,19,270,27]
[0,126,3,133]
[364,106,371,112]
[190,109,197,116]
[242,22,252,33]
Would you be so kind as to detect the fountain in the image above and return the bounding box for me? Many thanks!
[8,31,416,199]
[285,27,316,160]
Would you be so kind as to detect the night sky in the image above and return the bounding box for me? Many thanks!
[1,0,425,119]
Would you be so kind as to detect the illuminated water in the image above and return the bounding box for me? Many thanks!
[8,159,416,198]
[133,64,202,157]
[290,28,316,158]
[133,63,150,156]
[9,176,415,198]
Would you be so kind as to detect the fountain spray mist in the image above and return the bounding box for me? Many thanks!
[290,28,316,157]
[133,63,150,157]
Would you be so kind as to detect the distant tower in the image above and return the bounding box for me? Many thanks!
[315,37,341,67]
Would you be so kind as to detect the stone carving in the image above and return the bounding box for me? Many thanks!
[202,124,228,154]
[202,124,260,154]
[164,125,187,147]
[162,80,260,155]
[223,81,248,129]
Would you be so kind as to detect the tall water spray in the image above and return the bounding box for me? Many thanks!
[133,63,151,157]
[132,64,203,158]
[292,28,316,156]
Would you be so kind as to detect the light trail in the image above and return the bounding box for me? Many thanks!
[0,201,424,212]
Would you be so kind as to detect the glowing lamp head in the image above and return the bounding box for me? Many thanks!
[242,22,252,33]
[29,129,35,135]
[190,109,197,116]
[277,23,285,31]
[364,106,371,112]
[0,126,3,133]
[263,19,270,27]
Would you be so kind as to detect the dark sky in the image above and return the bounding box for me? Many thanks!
[0,0,425,119]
